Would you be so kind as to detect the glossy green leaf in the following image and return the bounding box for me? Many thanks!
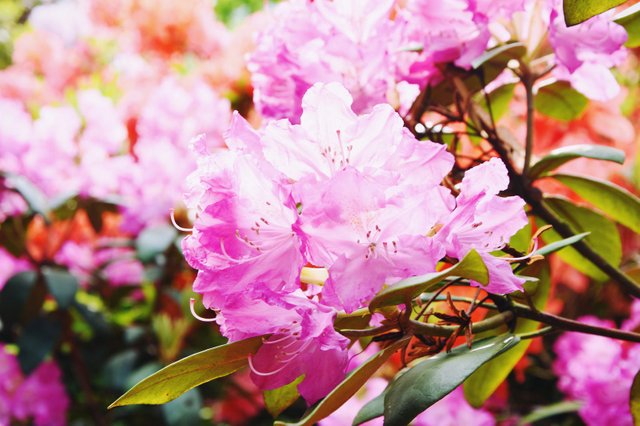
[43,267,79,309]
[109,336,264,408]
[18,316,62,374]
[276,339,408,426]
[464,263,550,407]
[534,232,590,257]
[136,224,178,262]
[534,81,588,122]
[353,389,386,426]
[551,174,640,233]
[383,334,520,426]
[563,0,627,26]
[528,145,625,179]
[518,400,582,425]
[265,375,304,418]
[369,249,488,312]
[631,369,640,424]
[540,197,622,281]
[615,3,640,47]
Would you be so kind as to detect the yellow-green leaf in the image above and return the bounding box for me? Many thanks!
[563,0,628,26]
[534,81,588,122]
[275,339,408,426]
[369,249,488,312]
[108,336,264,408]
[551,174,640,233]
[540,197,622,281]
[630,369,640,424]
[615,3,640,47]
[264,376,304,418]
[464,262,550,407]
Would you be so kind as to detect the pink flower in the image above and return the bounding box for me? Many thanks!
[548,0,627,101]
[248,0,396,122]
[0,248,31,291]
[435,158,528,294]
[553,307,640,426]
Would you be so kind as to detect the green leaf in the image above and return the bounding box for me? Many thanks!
[534,232,590,257]
[464,262,550,407]
[42,267,79,309]
[615,3,640,47]
[5,174,49,217]
[631,369,640,424]
[528,145,625,179]
[474,83,517,122]
[264,376,304,418]
[369,249,488,312]
[109,336,264,408]
[0,271,38,322]
[540,197,622,281]
[563,0,628,26]
[518,400,582,425]
[551,174,640,233]
[276,339,408,426]
[383,334,520,426]
[17,316,62,374]
[534,81,588,122]
[136,224,178,262]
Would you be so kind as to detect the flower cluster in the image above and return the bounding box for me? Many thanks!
[553,303,640,426]
[0,345,69,426]
[183,81,528,402]
[249,0,628,120]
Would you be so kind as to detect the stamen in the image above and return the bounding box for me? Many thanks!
[189,298,216,322]
[248,355,290,377]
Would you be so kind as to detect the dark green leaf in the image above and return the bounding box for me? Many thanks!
[518,401,582,425]
[534,81,588,121]
[264,375,304,418]
[540,197,621,281]
[615,3,640,47]
[276,339,408,426]
[528,145,625,179]
[0,271,38,322]
[631,369,640,424]
[369,249,488,312]
[17,316,62,374]
[534,232,590,257]
[353,388,386,425]
[563,0,627,26]
[464,263,550,407]
[136,224,178,262]
[551,174,640,233]
[42,267,79,309]
[109,336,264,407]
[383,334,520,426]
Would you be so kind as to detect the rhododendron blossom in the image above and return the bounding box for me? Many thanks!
[183,82,528,401]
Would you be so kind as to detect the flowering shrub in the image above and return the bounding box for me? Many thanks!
[1,0,640,425]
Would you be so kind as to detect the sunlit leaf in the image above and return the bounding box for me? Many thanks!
[534,232,590,257]
[551,174,640,233]
[534,81,588,122]
[540,197,621,281]
[383,334,520,426]
[528,145,625,179]
[109,336,264,408]
[615,3,640,47]
[631,369,640,424]
[464,262,550,407]
[563,0,627,26]
[369,249,488,312]
[276,339,408,426]
[518,400,582,425]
